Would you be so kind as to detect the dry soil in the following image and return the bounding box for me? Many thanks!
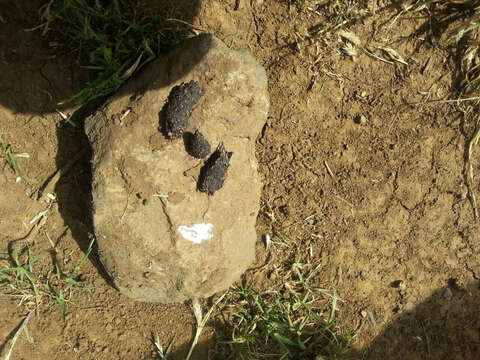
[0,0,479,359]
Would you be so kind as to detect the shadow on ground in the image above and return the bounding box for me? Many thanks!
[0,0,203,114]
[0,0,86,114]
[0,0,203,284]
[346,281,480,360]
[128,280,480,359]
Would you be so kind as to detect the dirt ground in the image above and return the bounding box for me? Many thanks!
[1,0,479,359]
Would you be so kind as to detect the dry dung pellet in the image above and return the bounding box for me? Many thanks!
[160,80,204,139]
[198,142,232,195]
[185,130,211,159]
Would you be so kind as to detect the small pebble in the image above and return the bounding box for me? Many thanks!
[405,302,415,311]
[268,272,277,281]
[391,280,405,289]
[360,310,367,318]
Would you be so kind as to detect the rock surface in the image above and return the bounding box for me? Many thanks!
[85,34,269,303]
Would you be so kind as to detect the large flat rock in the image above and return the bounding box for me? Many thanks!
[85,34,269,302]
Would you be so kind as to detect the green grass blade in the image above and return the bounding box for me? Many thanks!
[72,237,95,275]
[11,245,20,267]
[272,332,297,347]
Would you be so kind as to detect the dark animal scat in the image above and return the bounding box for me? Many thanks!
[198,143,233,195]
[160,80,204,139]
[185,130,211,159]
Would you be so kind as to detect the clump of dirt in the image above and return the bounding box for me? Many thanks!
[184,130,211,159]
[198,142,232,195]
[160,80,205,139]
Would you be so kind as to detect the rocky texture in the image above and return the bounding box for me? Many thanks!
[85,34,269,303]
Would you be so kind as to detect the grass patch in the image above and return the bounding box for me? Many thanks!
[447,0,480,40]
[307,0,367,37]
[0,136,24,179]
[217,263,355,360]
[447,0,480,93]
[38,0,195,106]
[153,333,175,360]
[0,238,94,319]
[407,0,480,93]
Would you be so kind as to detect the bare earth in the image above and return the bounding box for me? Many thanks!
[0,1,479,359]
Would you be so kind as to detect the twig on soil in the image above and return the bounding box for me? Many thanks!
[4,309,35,360]
[420,320,431,357]
[389,3,416,27]
[120,194,130,221]
[408,96,480,106]
[362,48,394,65]
[55,109,77,127]
[14,194,56,242]
[15,147,88,241]
[37,147,88,201]
[467,122,480,220]
[165,18,207,34]
[29,197,55,225]
[334,195,355,216]
[324,160,335,178]
[186,293,227,360]
[468,122,480,160]
[153,333,176,360]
